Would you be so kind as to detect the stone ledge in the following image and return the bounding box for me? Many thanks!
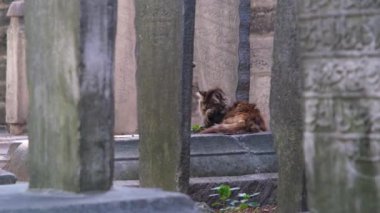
[0,184,198,213]
[114,132,277,179]
[5,133,278,181]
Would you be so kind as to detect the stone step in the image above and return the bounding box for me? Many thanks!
[0,184,198,213]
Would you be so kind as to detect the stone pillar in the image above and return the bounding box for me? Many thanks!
[5,0,28,135]
[193,0,250,105]
[236,0,251,101]
[113,0,137,134]
[25,0,116,192]
[135,0,195,192]
[299,1,380,212]
[249,0,276,128]
[270,0,305,212]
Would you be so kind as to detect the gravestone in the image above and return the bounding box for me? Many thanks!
[25,0,116,192]
[270,0,305,212]
[135,0,195,192]
[6,0,28,135]
[299,1,380,212]
[113,0,137,134]
[193,0,250,104]
[249,0,276,127]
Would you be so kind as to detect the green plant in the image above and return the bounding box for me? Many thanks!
[209,184,260,212]
[191,124,203,133]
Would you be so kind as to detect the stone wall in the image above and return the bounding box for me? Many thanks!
[0,0,13,124]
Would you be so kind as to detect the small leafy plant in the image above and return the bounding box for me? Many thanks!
[209,184,260,212]
[191,124,203,133]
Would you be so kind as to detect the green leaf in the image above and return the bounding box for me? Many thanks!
[191,124,203,133]
[217,184,232,201]
[239,203,249,210]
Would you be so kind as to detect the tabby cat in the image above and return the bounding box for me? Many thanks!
[196,88,266,134]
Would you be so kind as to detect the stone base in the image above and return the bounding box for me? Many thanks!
[6,133,277,181]
[0,184,198,213]
[0,169,17,185]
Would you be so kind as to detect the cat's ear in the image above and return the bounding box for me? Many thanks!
[196,91,206,99]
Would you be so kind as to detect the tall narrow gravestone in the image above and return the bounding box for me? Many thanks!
[25,0,116,192]
[135,0,195,192]
[193,0,250,103]
[299,1,380,212]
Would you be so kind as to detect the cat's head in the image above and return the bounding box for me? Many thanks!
[196,88,227,116]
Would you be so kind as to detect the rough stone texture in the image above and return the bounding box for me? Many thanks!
[113,133,277,180]
[193,0,239,105]
[299,1,380,212]
[250,0,275,34]
[135,0,195,193]
[270,0,305,212]
[25,0,116,192]
[0,168,16,184]
[0,184,198,213]
[6,0,28,135]
[113,0,137,134]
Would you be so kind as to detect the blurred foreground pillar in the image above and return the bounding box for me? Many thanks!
[25,0,116,192]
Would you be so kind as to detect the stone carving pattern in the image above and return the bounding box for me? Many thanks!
[299,0,380,178]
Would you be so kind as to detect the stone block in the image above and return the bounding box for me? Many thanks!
[0,184,198,213]
[0,169,16,184]
[113,133,277,180]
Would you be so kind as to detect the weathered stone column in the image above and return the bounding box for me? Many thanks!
[249,0,276,127]
[113,0,137,134]
[193,0,250,104]
[25,0,116,192]
[6,0,28,135]
[135,0,195,192]
[270,0,305,212]
[299,1,380,212]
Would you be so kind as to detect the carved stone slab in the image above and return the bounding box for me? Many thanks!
[299,1,380,212]
[135,0,195,192]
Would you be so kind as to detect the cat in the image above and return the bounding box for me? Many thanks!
[196,88,267,134]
